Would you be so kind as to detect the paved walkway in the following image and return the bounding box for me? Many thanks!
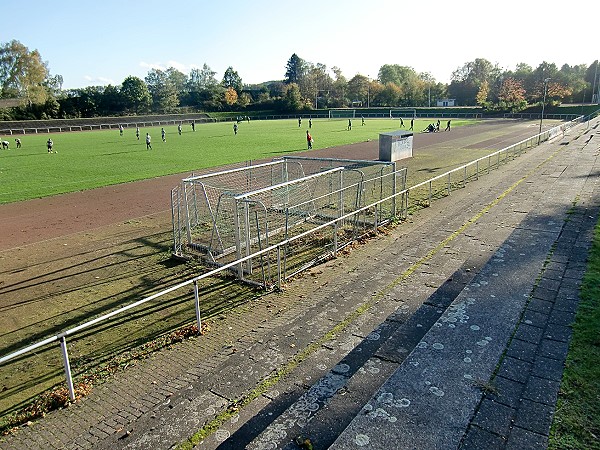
[1,118,599,450]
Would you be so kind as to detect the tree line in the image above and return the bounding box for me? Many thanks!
[1,40,599,121]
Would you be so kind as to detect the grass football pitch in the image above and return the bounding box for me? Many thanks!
[0,118,472,204]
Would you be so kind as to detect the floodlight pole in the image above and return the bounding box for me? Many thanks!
[367,76,370,109]
[538,78,550,145]
[593,61,599,104]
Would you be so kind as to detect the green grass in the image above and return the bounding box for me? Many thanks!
[0,118,473,204]
[549,218,600,449]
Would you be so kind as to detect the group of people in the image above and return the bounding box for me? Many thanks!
[422,119,452,133]
[131,122,198,149]
[1,138,22,150]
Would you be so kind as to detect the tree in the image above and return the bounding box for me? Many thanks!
[186,64,222,108]
[0,40,51,105]
[378,64,425,106]
[376,82,402,106]
[497,77,526,111]
[224,86,238,106]
[145,69,179,112]
[449,58,500,106]
[301,62,333,108]
[329,67,348,107]
[347,74,369,105]
[165,67,187,104]
[284,53,305,85]
[476,80,490,106]
[121,76,151,114]
[222,67,243,95]
[281,83,303,111]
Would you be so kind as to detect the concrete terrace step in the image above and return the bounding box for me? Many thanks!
[234,262,482,450]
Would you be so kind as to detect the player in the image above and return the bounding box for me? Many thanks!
[178,123,182,135]
[146,133,152,150]
[15,138,21,148]
[136,127,140,140]
[161,128,166,142]
[348,119,352,131]
[233,123,238,135]
[119,124,124,136]
[445,120,451,131]
[47,138,54,153]
[306,130,313,149]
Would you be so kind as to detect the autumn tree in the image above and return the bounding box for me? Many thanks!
[376,82,402,106]
[497,77,526,111]
[0,40,51,105]
[224,87,238,105]
[476,80,490,106]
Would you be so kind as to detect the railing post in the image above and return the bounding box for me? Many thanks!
[276,246,282,289]
[59,335,76,401]
[428,181,433,206]
[333,222,338,257]
[193,280,202,332]
[374,206,378,233]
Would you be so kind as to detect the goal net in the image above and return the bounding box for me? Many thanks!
[389,108,417,119]
[328,109,356,119]
[171,156,405,288]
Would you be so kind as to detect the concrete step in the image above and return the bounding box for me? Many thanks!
[216,259,483,449]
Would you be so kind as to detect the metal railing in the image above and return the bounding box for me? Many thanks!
[0,113,592,402]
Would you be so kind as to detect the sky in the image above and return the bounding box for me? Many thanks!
[2,0,598,90]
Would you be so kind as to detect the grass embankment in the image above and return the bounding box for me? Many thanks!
[549,218,600,449]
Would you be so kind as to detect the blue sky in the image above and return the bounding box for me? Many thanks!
[3,0,597,89]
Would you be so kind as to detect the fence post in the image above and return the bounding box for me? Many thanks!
[333,222,338,257]
[374,206,378,233]
[276,246,282,289]
[428,181,433,206]
[59,335,76,401]
[193,280,202,332]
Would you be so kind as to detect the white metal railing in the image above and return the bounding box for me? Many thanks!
[0,114,592,402]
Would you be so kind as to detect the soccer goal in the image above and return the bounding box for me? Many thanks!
[171,156,405,288]
[389,108,417,119]
[328,109,356,119]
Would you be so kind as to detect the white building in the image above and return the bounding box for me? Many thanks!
[436,98,456,107]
